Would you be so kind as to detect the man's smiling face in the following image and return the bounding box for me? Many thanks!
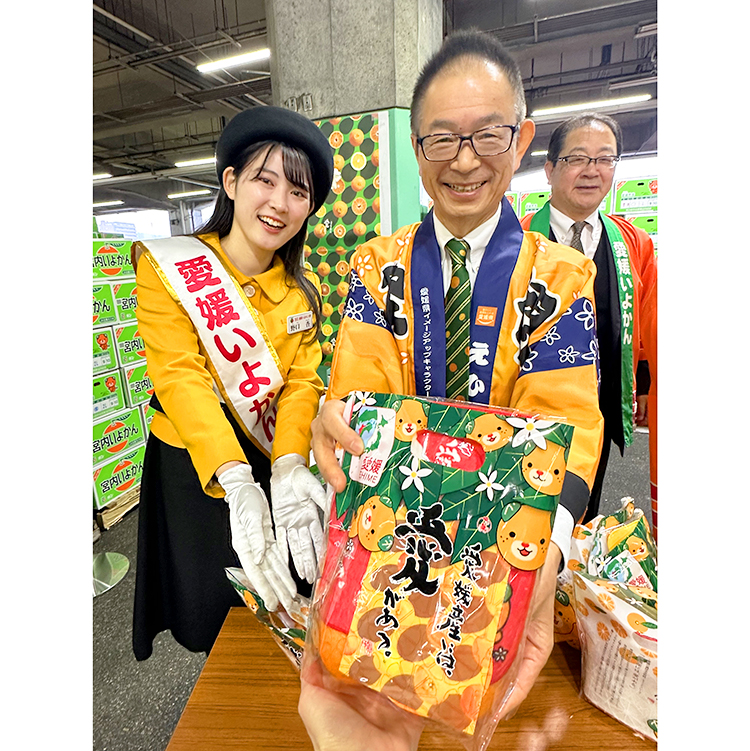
[412,58,534,238]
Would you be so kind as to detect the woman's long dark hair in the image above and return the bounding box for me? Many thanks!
[196,140,322,340]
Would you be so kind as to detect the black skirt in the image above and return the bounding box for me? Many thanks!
[132,405,309,660]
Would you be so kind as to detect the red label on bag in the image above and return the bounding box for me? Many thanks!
[415,430,485,471]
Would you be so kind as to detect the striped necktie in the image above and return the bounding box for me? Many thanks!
[444,237,471,400]
[569,220,587,252]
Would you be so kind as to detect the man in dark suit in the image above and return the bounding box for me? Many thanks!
[521,113,657,519]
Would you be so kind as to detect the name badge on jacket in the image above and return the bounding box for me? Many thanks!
[287,311,314,334]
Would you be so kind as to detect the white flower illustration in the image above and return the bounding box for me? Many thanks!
[344,298,365,322]
[582,338,599,363]
[558,345,580,364]
[542,326,561,346]
[520,349,538,373]
[399,456,432,493]
[351,391,376,413]
[355,254,374,277]
[507,416,557,448]
[475,470,504,502]
[575,299,595,330]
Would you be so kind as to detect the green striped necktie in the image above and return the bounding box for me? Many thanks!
[444,237,471,400]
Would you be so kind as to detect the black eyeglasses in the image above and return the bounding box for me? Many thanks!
[555,155,621,169]
[416,124,519,161]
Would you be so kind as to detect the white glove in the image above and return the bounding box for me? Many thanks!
[270,454,328,585]
[218,464,297,611]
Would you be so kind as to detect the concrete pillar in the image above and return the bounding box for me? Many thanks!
[266,0,443,120]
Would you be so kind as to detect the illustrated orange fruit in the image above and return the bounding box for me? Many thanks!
[370,124,379,142]
[353,221,367,236]
[611,620,628,638]
[303,261,313,271]
[567,559,584,572]
[337,281,350,298]
[627,612,651,634]
[333,154,345,171]
[330,117,341,126]
[373,197,380,213]
[322,302,334,317]
[318,261,331,276]
[329,131,343,148]
[350,152,367,170]
[322,341,334,356]
[313,224,327,238]
[349,128,364,147]
[597,593,615,611]
[336,245,348,256]
[315,205,327,218]
[333,224,347,238]
[352,197,367,215]
[374,223,381,235]
[335,261,349,276]
[584,597,606,614]
[596,622,610,641]
[372,149,379,167]
[332,177,345,194]
[303,245,312,257]
[351,175,366,192]
[338,302,346,315]
[373,175,380,189]
[333,200,348,218]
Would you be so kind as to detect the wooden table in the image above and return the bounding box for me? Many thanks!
[167,607,652,750]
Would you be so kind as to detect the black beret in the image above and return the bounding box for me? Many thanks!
[215,105,333,214]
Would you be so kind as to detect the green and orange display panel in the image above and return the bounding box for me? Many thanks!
[307,112,383,368]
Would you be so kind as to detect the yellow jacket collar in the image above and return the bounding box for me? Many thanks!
[198,233,290,304]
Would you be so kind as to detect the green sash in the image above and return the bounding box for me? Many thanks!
[529,202,635,446]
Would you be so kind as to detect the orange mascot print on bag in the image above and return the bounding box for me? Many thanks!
[307,392,575,744]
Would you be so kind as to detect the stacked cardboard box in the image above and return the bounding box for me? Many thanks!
[92,239,153,527]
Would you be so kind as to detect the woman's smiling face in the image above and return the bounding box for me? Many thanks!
[223,145,312,258]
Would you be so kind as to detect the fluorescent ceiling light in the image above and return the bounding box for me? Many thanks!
[609,75,657,91]
[174,156,216,168]
[197,48,270,73]
[93,200,124,208]
[93,173,112,180]
[634,22,658,39]
[532,94,652,117]
[168,189,212,199]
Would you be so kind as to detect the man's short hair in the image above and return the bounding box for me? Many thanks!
[546,113,623,163]
[410,29,527,135]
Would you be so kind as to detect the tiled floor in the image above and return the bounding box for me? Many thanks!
[92,431,653,751]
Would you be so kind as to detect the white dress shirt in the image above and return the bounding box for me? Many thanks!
[549,204,603,260]
[430,202,575,565]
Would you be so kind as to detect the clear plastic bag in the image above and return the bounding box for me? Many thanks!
[557,498,658,742]
[302,391,576,750]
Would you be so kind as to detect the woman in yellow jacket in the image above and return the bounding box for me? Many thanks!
[132,107,333,660]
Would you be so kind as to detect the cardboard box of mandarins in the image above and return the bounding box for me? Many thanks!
[519,190,550,216]
[93,283,118,327]
[112,279,138,322]
[93,326,117,375]
[114,324,146,367]
[92,407,145,467]
[93,443,146,510]
[123,361,154,408]
[93,239,135,280]
[305,392,575,749]
[93,369,127,419]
